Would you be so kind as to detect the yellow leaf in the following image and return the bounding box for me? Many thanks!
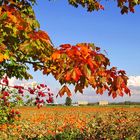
[3,54,9,60]
[0,53,4,62]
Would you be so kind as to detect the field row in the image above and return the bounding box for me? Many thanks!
[0,106,140,140]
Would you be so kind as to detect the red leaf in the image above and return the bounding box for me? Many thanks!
[3,91,9,97]
[108,91,111,96]
[119,91,123,97]
[112,91,117,99]
[124,87,131,96]
[60,44,71,49]
[99,4,104,10]
[2,76,9,85]
[18,89,24,94]
[130,7,135,13]
[118,70,126,75]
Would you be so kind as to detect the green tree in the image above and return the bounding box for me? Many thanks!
[65,97,72,106]
[0,0,53,80]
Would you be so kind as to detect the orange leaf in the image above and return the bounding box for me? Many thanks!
[51,51,60,60]
[43,67,51,75]
[87,58,94,70]
[116,76,124,88]
[0,53,4,62]
[96,87,103,95]
[72,70,78,82]
[74,67,82,76]
[71,67,82,82]
[65,71,72,81]
[57,85,72,97]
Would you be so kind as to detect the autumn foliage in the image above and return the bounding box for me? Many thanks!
[0,0,53,80]
[0,1,139,139]
[0,0,132,101]
[0,106,140,139]
[49,43,130,98]
[68,0,140,14]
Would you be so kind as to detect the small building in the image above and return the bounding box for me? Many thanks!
[78,101,88,106]
[72,103,79,106]
[99,100,109,106]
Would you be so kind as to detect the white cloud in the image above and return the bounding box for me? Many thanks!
[127,76,140,95]
[8,77,17,86]
[128,76,140,87]
[8,78,37,87]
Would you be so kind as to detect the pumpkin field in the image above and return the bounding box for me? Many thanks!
[0,106,140,140]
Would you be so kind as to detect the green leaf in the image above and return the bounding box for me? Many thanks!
[0,13,7,20]
[133,0,138,4]
[83,64,91,78]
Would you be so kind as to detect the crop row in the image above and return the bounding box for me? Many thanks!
[0,107,140,140]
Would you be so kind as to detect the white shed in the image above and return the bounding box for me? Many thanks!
[99,100,109,106]
[78,101,88,105]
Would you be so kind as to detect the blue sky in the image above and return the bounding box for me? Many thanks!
[20,1,140,103]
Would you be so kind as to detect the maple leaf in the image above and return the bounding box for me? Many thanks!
[87,58,94,70]
[88,76,96,88]
[124,87,131,96]
[43,67,51,75]
[71,70,78,82]
[117,89,124,97]
[65,71,72,81]
[60,44,71,49]
[118,70,126,75]
[51,51,61,60]
[96,87,103,95]
[112,91,117,99]
[56,85,72,97]
[78,44,90,56]
[75,83,84,93]
[0,53,4,62]
[116,76,124,88]
[83,64,91,79]
[71,67,82,82]
[3,53,9,60]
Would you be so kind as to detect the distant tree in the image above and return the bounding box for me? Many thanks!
[25,98,35,106]
[65,97,72,106]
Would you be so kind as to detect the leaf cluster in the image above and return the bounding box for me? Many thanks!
[49,43,130,98]
[0,0,131,99]
[0,0,53,79]
[68,0,140,14]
